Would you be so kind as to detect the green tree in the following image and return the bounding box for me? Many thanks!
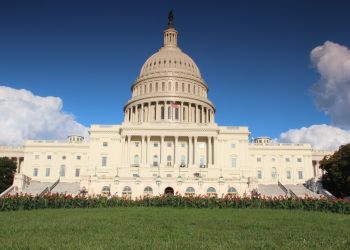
[0,157,17,193]
[320,144,350,198]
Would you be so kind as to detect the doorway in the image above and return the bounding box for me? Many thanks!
[164,186,174,196]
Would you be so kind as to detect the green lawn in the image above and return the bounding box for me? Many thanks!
[0,208,349,250]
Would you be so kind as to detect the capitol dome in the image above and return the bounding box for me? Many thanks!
[123,11,215,125]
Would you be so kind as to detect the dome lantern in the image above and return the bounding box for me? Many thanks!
[164,10,178,47]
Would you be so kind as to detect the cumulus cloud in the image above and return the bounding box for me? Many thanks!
[279,124,350,151]
[0,86,88,145]
[278,41,350,150]
[310,41,350,128]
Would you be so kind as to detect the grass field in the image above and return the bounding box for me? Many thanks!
[0,208,349,249]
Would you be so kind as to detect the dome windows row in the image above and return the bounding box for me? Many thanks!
[132,81,207,98]
[142,58,198,75]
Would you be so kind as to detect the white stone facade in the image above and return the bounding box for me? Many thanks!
[2,16,333,198]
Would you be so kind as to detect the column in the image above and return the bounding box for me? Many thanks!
[135,105,139,122]
[206,108,209,124]
[189,104,192,123]
[142,136,146,165]
[201,106,204,124]
[196,105,199,123]
[208,136,212,166]
[121,136,125,165]
[147,136,150,166]
[213,137,218,165]
[127,136,131,165]
[174,136,178,166]
[141,104,144,123]
[212,110,215,123]
[193,136,197,166]
[189,136,193,166]
[161,136,165,166]
[165,101,168,121]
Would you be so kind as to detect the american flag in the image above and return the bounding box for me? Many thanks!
[171,102,180,108]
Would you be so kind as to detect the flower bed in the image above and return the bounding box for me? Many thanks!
[1,193,349,214]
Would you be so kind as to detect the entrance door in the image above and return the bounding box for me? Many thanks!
[164,187,174,196]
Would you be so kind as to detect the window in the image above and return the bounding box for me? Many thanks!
[62,156,66,160]
[207,187,216,197]
[285,158,290,162]
[59,165,65,177]
[167,142,172,147]
[231,158,237,168]
[271,158,276,162]
[102,157,107,167]
[153,155,158,167]
[134,154,140,164]
[154,143,158,148]
[181,143,186,148]
[166,174,172,177]
[200,156,205,167]
[185,187,195,196]
[76,155,81,160]
[181,155,186,165]
[135,142,139,147]
[47,155,51,160]
[103,142,108,147]
[286,170,291,179]
[298,171,303,179]
[257,157,261,162]
[45,168,50,177]
[271,167,277,179]
[175,108,179,120]
[122,186,132,199]
[257,170,262,179]
[35,155,39,160]
[161,106,165,120]
[33,168,38,177]
[199,143,205,149]
[144,186,153,197]
[227,187,237,194]
[230,143,236,149]
[75,168,80,177]
[101,186,110,194]
[297,158,302,163]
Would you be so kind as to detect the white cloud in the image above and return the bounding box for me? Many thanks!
[310,41,350,128]
[0,86,88,145]
[279,124,350,151]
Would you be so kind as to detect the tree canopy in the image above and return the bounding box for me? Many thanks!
[0,157,17,193]
[320,144,350,198]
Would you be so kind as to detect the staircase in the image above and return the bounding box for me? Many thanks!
[285,184,321,198]
[50,182,80,195]
[22,181,52,196]
[258,184,287,197]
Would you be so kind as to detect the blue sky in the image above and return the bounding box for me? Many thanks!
[1,0,350,140]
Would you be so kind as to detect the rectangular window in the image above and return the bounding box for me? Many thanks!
[47,155,51,160]
[298,171,303,179]
[59,165,65,177]
[75,168,80,177]
[257,170,262,179]
[154,143,158,148]
[103,142,108,147]
[231,158,237,168]
[167,142,172,147]
[181,155,186,165]
[230,143,236,149]
[102,157,107,167]
[257,157,261,162]
[161,106,165,120]
[33,168,38,177]
[35,155,39,160]
[297,158,302,163]
[135,142,139,147]
[286,170,291,179]
[76,155,81,160]
[62,156,66,160]
[271,158,276,162]
[199,156,205,167]
[285,158,290,162]
[45,168,50,177]
[181,143,186,148]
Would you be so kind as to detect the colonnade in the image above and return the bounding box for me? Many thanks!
[124,101,214,124]
[121,135,218,168]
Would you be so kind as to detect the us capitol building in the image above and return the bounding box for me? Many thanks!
[1,13,332,198]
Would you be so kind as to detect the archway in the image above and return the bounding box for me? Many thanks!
[164,186,174,196]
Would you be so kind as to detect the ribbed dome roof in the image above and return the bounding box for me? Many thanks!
[139,46,202,79]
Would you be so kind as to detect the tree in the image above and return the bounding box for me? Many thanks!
[320,144,350,198]
[0,157,17,193]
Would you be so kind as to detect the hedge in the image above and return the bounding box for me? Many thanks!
[1,193,349,214]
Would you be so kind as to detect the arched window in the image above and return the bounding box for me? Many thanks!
[144,186,153,197]
[185,187,195,196]
[272,167,277,179]
[227,187,237,194]
[101,186,110,194]
[122,186,132,199]
[207,187,216,197]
